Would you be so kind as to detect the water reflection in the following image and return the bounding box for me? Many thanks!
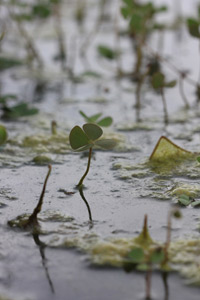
[32,233,55,294]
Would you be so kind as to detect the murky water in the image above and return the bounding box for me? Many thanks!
[1,0,200,299]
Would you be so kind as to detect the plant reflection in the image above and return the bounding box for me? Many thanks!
[32,233,55,294]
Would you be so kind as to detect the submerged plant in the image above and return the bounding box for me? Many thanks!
[69,123,116,187]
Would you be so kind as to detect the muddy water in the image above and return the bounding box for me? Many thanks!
[1,0,200,299]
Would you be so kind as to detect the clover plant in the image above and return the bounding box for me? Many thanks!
[79,111,113,127]
[69,123,116,187]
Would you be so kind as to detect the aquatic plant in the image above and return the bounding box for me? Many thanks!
[0,94,38,119]
[121,0,167,79]
[79,111,113,127]
[187,13,200,101]
[151,72,176,124]
[69,123,116,187]
[8,165,52,230]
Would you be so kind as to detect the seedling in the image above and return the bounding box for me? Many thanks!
[69,123,116,224]
[8,165,52,230]
[151,72,176,124]
[69,123,116,187]
[79,111,113,127]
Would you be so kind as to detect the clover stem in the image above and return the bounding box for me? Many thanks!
[77,147,92,187]
[79,185,93,224]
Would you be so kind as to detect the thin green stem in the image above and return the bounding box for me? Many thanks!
[77,147,92,187]
[79,185,93,224]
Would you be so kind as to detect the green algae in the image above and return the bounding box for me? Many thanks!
[32,155,53,165]
[169,183,200,199]
[22,132,70,154]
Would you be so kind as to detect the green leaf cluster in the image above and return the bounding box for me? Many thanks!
[79,111,112,127]
[2,103,38,119]
[178,194,200,207]
[69,123,116,152]
[13,0,59,22]
[121,0,167,36]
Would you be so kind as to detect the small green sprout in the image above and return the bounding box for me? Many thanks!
[79,111,113,127]
[69,123,116,187]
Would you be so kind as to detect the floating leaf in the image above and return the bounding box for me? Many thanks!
[83,123,103,141]
[191,201,200,208]
[178,194,191,206]
[69,126,90,150]
[0,125,7,145]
